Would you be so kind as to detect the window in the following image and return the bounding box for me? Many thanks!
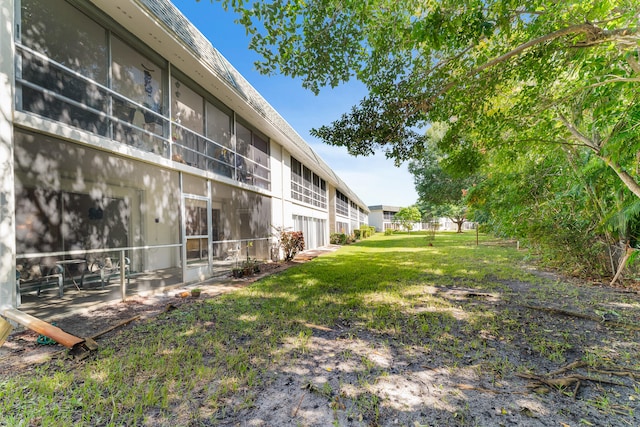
[291,157,303,200]
[14,129,183,271]
[235,122,271,189]
[293,215,326,250]
[290,157,327,209]
[350,202,359,230]
[17,0,275,190]
[19,0,109,134]
[171,77,205,167]
[336,191,349,217]
[236,123,252,157]
[18,0,169,153]
[172,77,204,134]
[210,184,273,261]
[350,202,359,219]
[336,221,349,234]
[250,133,270,190]
[21,0,108,83]
[206,101,232,149]
[111,37,165,117]
[111,36,167,152]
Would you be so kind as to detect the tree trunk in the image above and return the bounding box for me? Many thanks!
[610,244,633,287]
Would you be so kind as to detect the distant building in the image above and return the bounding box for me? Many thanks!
[368,205,475,232]
[368,205,405,232]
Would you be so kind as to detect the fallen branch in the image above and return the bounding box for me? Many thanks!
[572,380,580,400]
[302,322,333,332]
[521,304,640,331]
[90,315,141,340]
[610,245,634,287]
[291,393,306,417]
[546,360,588,377]
[593,369,640,379]
[444,287,498,298]
[517,372,625,388]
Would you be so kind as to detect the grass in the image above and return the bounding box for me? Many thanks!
[1,231,639,426]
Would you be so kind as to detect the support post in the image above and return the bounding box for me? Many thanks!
[0,0,17,312]
[120,249,126,302]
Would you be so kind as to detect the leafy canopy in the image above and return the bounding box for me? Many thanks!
[209,0,640,195]
[205,0,640,276]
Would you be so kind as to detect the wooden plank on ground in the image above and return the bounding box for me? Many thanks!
[0,317,13,347]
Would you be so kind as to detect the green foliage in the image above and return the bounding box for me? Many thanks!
[466,145,620,275]
[384,228,395,236]
[330,233,348,245]
[216,0,640,275]
[3,233,639,424]
[393,206,422,233]
[217,0,639,170]
[409,132,475,233]
[358,225,375,239]
[409,127,476,206]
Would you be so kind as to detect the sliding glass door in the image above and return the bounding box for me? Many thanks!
[183,196,211,267]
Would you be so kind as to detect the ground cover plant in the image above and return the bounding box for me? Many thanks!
[1,232,640,426]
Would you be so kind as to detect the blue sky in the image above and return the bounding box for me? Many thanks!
[172,0,418,208]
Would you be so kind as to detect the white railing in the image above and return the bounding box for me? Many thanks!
[17,244,182,302]
[16,43,270,190]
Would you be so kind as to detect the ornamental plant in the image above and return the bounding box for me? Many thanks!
[273,226,305,261]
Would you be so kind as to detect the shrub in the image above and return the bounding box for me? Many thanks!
[359,225,375,238]
[384,228,395,236]
[354,229,361,240]
[273,226,305,261]
[283,231,305,261]
[330,233,348,245]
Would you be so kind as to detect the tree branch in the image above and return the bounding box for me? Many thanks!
[579,77,640,91]
[414,23,639,113]
[599,157,640,199]
[557,114,600,152]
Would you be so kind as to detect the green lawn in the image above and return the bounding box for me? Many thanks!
[2,232,638,426]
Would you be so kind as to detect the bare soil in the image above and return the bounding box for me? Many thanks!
[2,258,640,427]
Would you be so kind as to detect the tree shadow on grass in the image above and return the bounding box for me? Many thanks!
[4,234,639,426]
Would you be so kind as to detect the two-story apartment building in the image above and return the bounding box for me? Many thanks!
[0,0,369,312]
[368,205,475,232]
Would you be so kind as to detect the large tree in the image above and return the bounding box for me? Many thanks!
[210,0,639,192]
[409,123,476,233]
[210,0,640,276]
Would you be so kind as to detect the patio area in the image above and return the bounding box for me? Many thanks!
[16,267,221,322]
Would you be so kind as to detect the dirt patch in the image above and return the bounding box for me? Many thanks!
[236,286,640,426]
[2,258,640,426]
